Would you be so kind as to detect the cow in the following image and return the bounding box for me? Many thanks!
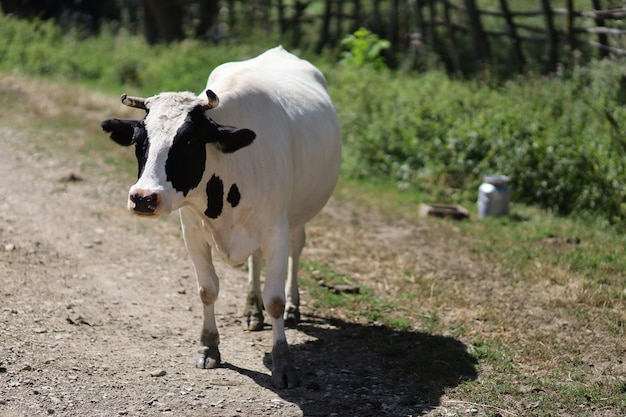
[100,46,341,388]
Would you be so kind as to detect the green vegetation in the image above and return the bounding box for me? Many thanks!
[340,27,390,70]
[1,15,625,222]
[333,59,626,223]
[0,16,270,94]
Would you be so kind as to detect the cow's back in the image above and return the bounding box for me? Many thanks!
[203,47,341,228]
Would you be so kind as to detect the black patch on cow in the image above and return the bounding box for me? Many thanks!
[166,108,208,196]
[101,118,150,178]
[212,125,257,154]
[133,122,150,178]
[227,184,241,208]
[181,106,256,153]
[101,118,136,146]
[205,174,224,219]
[165,106,256,196]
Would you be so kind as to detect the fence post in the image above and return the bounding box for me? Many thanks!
[463,0,491,66]
[590,0,609,58]
[426,0,437,49]
[316,0,332,53]
[499,0,524,72]
[428,0,446,67]
[350,0,362,33]
[412,0,428,71]
[540,0,558,71]
[414,0,426,40]
[227,0,237,34]
[276,0,286,36]
[334,0,344,44]
[387,0,399,49]
[443,0,461,73]
[565,0,576,56]
[371,0,383,34]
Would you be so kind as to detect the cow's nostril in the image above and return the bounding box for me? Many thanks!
[131,193,158,214]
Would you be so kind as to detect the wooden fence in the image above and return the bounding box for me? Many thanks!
[408,0,626,73]
[228,0,626,74]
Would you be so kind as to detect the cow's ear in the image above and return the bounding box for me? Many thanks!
[101,119,136,146]
[212,124,256,154]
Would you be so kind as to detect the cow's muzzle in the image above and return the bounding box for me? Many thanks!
[130,192,159,215]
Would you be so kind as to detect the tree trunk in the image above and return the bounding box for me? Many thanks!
[195,0,220,39]
[500,0,524,71]
[316,0,332,53]
[540,0,558,71]
[142,0,184,44]
[463,0,491,66]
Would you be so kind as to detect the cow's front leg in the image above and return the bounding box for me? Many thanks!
[181,209,221,369]
[243,249,264,331]
[263,225,299,388]
[193,256,221,369]
[196,283,221,369]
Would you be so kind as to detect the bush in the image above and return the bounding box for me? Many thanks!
[0,14,271,94]
[330,59,626,221]
[1,14,624,222]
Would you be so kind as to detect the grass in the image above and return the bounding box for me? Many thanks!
[301,177,625,415]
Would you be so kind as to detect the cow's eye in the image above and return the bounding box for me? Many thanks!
[133,122,147,143]
[184,135,201,146]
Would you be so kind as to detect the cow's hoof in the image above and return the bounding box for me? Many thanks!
[243,313,264,331]
[195,346,221,369]
[272,361,299,389]
[283,304,300,328]
[271,340,299,389]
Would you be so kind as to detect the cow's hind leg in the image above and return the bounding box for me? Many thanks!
[243,249,264,331]
[181,210,221,369]
[284,225,305,327]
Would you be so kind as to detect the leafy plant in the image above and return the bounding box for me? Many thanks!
[340,27,390,70]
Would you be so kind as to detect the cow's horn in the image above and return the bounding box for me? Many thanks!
[121,93,147,110]
[203,89,219,110]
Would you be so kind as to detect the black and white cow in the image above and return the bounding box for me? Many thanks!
[101,47,341,388]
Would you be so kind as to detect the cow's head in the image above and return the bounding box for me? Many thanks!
[101,90,256,216]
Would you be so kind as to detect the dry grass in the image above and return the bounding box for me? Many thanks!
[303,182,625,415]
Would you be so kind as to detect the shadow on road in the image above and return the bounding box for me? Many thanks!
[224,314,478,416]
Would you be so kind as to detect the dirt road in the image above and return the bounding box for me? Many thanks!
[0,83,476,416]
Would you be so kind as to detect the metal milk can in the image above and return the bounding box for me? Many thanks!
[477,175,510,218]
